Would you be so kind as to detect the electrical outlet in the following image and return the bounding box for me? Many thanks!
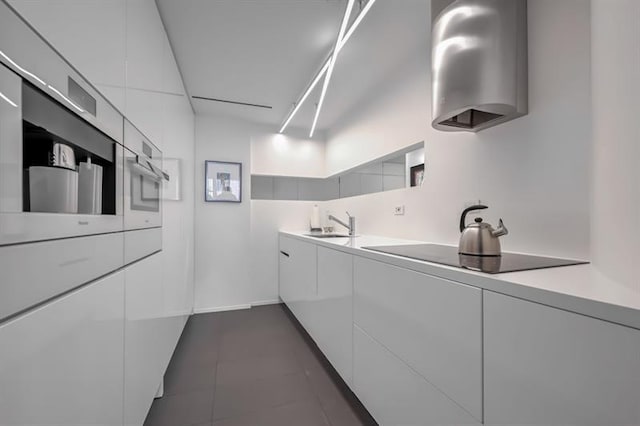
[394,205,405,215]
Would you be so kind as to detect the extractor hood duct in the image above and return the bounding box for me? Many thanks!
[431,0,528,132]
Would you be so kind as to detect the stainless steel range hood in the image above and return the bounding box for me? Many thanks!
[431,0,528,132]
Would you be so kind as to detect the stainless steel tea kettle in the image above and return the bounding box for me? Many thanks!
[458,205,508,256]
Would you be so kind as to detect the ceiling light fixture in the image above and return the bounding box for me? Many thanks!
[279,0,377,136]
[279,58,331,134]
[337,0,377,54]
[309,0,355,138]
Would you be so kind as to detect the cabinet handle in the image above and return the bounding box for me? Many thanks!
[280,251,290,257]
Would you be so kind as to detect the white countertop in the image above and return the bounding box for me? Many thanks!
[280,231,640,330]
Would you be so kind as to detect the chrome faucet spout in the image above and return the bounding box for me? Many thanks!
[328,212,356,236]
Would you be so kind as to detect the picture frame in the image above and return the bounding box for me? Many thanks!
[410,163,425,187]
[205,160,242,203]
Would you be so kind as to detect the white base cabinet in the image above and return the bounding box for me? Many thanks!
[484,291,640,426]
[312,246,353,384]
[278,235,317,330]
[353,325,479,426]
[0,271,125,426]
[279,237,353,385]
[278,234,640,426]
[354,256,483,421]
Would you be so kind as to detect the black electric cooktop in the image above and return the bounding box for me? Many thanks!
[362,244,588,274]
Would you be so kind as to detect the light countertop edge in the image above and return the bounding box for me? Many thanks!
[279,231,640,331]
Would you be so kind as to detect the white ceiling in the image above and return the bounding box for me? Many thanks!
[156,0,429,135]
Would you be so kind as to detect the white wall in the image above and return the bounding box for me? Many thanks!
[195,116,325,310]
[590,0,640,292]
[323,0,592,260]
[194,115,253,311]
[251,130,326,178]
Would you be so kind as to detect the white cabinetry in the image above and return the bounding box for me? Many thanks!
[0,231,124,320]
[312,246,353,384]
[278,238,353,385]
[353,256,483,421]
[125,0,166,93]
[6,0,128,111]
[0,271,125,426]
[484,291,640,426]
[353,325,479,426]
[124,252,184,426]
[278,234,317,329]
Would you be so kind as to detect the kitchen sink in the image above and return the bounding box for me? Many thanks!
[304,233,351,238]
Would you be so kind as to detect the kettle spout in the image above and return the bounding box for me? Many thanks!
[491,219,509,237]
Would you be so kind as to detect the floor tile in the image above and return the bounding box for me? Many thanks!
[179,316,224,354]
[216,352,302,385]
[144,388,214,426]
[212,400,329,426]
[146,304,376,425]
[212,372,314,420]
[163,352,217,396]
[218,327,300,362]
[322,398,372,426]
[305,367,344,406]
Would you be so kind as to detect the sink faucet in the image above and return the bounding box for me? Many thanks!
[328,211,356,236]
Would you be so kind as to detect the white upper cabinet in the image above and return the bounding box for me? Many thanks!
[0,271,125,426]
[484,290,640,426]
[353,256,483,422]
[125,0,165,93]
[7,0,128,111]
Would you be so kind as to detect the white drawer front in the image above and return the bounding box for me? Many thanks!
[124,227,162,265]
[353,325,479,426]
[0,231,124,320]
[354,256,483,421]
[0,270,125,425]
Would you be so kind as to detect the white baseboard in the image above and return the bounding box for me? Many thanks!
[251,299,281,307]
[193,304,251,314]
[192,299,281,314]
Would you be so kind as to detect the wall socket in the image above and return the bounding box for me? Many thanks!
[394,205,405,215]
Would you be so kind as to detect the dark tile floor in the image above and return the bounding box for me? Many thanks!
[144,303,377,426]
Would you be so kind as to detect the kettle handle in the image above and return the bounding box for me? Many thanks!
[459,204,488,232]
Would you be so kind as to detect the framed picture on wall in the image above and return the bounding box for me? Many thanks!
[410,163,425,187]
[205,160,242,203]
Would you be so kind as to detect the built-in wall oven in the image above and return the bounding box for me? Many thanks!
[0,4,124,246]
[123,119,165,231]
[122,120,167,264]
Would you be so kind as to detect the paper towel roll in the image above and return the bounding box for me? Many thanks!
[310,204,321,230]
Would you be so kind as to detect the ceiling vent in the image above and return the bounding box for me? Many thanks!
[431,0,528,132]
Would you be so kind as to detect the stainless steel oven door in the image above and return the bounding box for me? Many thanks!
[123,121,162,230]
